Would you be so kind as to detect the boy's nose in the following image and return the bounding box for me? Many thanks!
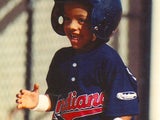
[68,21,79,31]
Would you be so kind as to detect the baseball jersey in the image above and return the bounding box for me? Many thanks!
[45,43,139,120]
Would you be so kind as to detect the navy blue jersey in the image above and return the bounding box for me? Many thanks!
[46,43,139,120]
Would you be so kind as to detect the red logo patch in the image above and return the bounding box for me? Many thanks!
[54,91,104,120]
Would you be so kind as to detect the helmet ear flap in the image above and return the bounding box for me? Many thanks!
[91,0,122,41]
[51,2,65,35]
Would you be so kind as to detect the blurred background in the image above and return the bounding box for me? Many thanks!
[0,0,157,120]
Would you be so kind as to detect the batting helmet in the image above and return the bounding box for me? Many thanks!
[51,0,122,41]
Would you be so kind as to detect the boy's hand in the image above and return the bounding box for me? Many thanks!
[16,84,39,109]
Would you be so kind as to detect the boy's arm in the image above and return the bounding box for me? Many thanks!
[120,116,132,120]
[31,94,52,112]
[114,116,132,120]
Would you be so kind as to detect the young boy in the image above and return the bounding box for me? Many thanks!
[16,0,139,120]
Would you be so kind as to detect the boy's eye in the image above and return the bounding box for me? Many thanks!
[63,16,88,25]
[78,18,85,23]
[78,17,89,25]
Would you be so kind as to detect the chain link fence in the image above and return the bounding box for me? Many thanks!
[0,0,69,120]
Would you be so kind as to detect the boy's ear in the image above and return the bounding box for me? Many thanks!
[91,34,97,42]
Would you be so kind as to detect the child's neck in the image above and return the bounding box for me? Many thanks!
[74,40,104,53]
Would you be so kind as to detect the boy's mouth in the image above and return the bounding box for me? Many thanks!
[70,34,80,43]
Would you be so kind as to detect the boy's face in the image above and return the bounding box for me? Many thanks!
[63,2,95,50]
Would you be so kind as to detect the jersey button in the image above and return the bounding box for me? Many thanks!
[71,77,76,82]
[72,63,77,67]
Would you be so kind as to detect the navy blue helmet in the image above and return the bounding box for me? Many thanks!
[51,0,122,41]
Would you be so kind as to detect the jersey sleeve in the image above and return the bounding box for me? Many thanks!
[102,55,139,117]
[45,48,66,111]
